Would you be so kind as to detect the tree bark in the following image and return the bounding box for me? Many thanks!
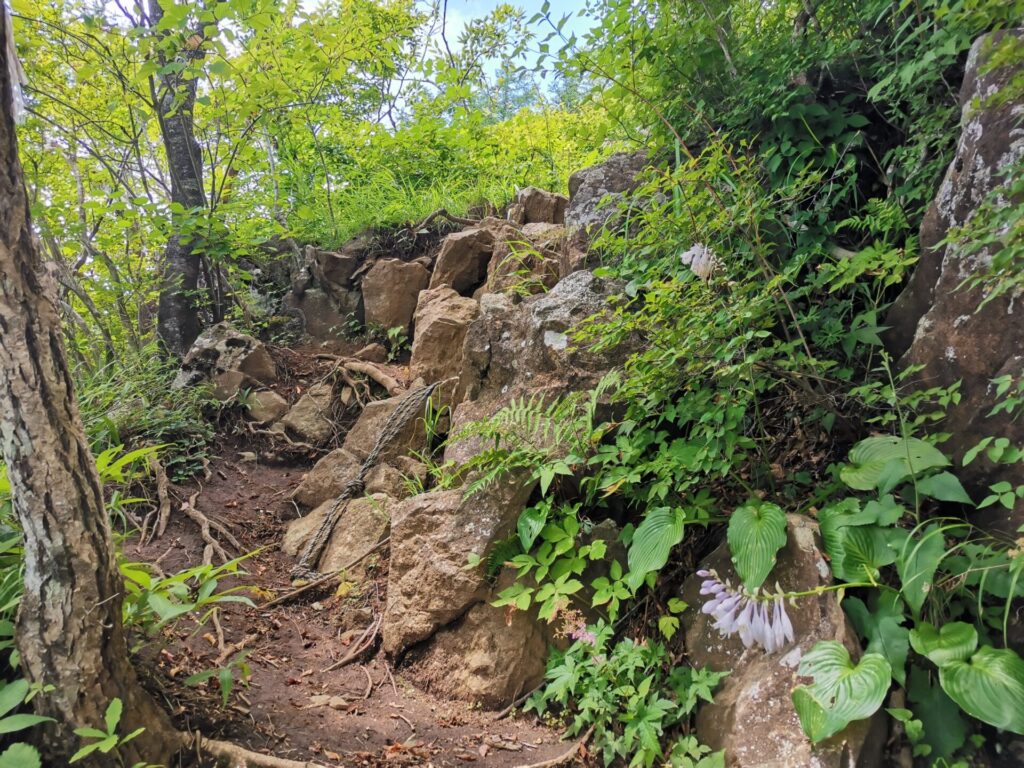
[152,0,207,358]
[0,7,182,763]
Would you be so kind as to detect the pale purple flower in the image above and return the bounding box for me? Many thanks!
[696,569,795,653]
[569,625,598,645]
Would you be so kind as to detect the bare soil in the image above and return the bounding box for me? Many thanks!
[130,437,571,768]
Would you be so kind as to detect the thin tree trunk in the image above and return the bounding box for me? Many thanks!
[0,8,182,763]
[152,0,207,357]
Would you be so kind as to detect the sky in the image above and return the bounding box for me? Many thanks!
[441,0,595,50]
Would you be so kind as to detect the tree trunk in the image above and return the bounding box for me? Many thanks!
[152,0,207,358]
[0,8,182,763]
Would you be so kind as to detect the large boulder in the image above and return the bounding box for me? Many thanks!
[884,29,1024,533]
[306,243,361,293]
[382,474,534,657]
[279,383,335,444]
[680,515,883,768]
[362,259,430,334]
[446,271,634,466]
[507,186,568,226]
[409,287,479,392]
[292,448,361,508]
[481,229,560,298]
[461,271,629,403]
[429,226,496,295]
[282,287,361,340]
[172,322,277,400]
[565,151,649,242]
[342,394,429,463]
[411,600,547,708]
[281,493,391,579]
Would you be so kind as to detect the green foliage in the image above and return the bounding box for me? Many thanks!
[75,346,216,481]
[185,651,252,707]
[726,500,787,591]
[0,678,53,766]
[791,641,892,743]
[120,555,255,638]
[492,500,615,621]
[527,622,726,768]
[69,698,144,764]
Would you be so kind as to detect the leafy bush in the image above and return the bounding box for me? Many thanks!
[528,621,727,768]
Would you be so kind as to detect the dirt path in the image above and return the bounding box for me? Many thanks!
[132,448,570,767]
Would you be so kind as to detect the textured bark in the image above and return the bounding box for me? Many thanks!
[0,8,181,763]
[152,0,207,357]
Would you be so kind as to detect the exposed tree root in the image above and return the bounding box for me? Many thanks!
[343,360,404,396]
[513,726,594,768]
[141,455,173,545]
[410,207,479,233]
[493,682,543,720]
[181,491,241,565]
[191,731,330,767]
[324,612,382,672]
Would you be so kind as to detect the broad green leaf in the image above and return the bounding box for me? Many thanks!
[0,743,40,768]
[0,680,27,719]
[938,646,1024,734]
[517,506,547,551]
[838,525,896,582]
[907,665,969,761]
[844,594,909,685]
[915,472,973,504]
[658,615,679,640]
[896,525,947,615]
[627,507,685,585]
[841,436,949,492]
[726,501,787,590]
[792,641,891,742]
[0,714,54,734]
[909,622,977,667]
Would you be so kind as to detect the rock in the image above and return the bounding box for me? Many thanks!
[245,390,289,425]
[353,342,388,363]
[210,370,249,402]
[364,462,412,499]
[390,456,429,492]
[680,515,883,768]
[283,287,362,340]
[382,474,534,656]
[459,271,631,406]
[412,601,547,708]
[409,287,480,394]
[362,259,430,334]
[522,222,566,250]
[281,493,391,579]
[446,272,634,466]
[307,244,360,291]
[279,383,335,444]
[507,186,568,225]
[564,151,649,261]
[292,448,361,508]
[884,29,1024,533]
[172,322,277,397]
[482,237,560,298]
[341,395,429,463]
[429,226,496,295]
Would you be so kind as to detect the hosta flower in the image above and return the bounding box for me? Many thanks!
[697,569,795,653]
[679,243,719,281]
